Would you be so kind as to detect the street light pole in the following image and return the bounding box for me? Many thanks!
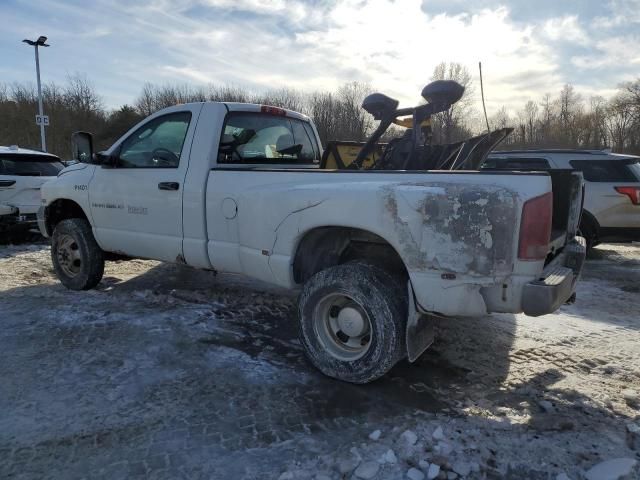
[34,44,46,152]
[22,36,50,152]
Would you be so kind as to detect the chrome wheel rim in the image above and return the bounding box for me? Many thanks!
[314,293,372,361]
[56,234,82,278]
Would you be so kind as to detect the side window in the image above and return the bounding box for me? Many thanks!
[118,112,191,168]
[302,122,321,162]
[291,121,319,163]
[570,160,638,182]
[218,113,319,165]
[482,157,550,170]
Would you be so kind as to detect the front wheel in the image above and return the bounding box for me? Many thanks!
[51,218,105,290]
[297,262,407,384]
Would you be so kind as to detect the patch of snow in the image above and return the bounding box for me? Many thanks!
[379,448,398,464]
[622,389,639,408]
[427,463,440,480]
[452,460,471,477]
[431,426,444,441]
[584,458,637,480]
[338,456,360,474]
[627,422,640,450]
[407,467,425,480]
[368,429,382,441]
[538,400,555,413]
[434,441,453,456]
[401,429,418,445]
[354,460,380,479]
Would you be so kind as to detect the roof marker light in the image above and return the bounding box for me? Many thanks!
[261,105,287,116]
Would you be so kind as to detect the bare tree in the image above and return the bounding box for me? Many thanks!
[584,96,608,149]
[605,93,635,152]
[521,101,538,144]
[430,62,475,143]
[557,84,584,147]
[3,75,640,158]
[64,73,103,114]
[135,83,156,117]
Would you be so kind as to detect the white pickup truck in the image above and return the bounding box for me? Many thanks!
[38,91,586,383]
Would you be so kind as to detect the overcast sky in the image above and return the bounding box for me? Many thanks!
[1,0,639,115]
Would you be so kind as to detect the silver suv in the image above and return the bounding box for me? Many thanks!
[0,145,64,237]
[484,149,640,249]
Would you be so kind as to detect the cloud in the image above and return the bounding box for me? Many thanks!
[1,0,637,116]
[593,0,640,28]
[542,16,588,44]
[572,35,640,70]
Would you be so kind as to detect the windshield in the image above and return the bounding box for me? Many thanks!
[0,154,64,176]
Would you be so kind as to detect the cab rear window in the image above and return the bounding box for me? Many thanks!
[569,160,639,182]
[0,154,64,176]
[218,113,320,165]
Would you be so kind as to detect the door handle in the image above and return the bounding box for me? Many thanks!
[158,182,179,191]
[0,180,16,187]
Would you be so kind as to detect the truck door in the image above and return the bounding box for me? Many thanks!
[88,105,201,262]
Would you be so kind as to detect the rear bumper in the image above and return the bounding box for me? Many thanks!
[521,236,586,316]
[1,205,38,232]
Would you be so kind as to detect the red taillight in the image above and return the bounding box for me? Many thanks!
[260,105,287,116]
[614,186,640,205]
[518,192,553,261]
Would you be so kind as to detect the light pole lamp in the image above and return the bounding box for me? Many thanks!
[22,35,50,152]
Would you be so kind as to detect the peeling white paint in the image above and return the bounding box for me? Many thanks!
[479,228,493,249]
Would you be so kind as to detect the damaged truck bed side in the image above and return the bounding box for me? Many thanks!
[38,87,586,384]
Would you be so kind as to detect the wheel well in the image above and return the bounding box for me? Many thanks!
[45,199,88,235]
[292,227,408,284]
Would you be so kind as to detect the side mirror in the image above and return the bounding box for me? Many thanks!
[71,131,94,163]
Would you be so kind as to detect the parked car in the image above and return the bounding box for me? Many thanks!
[0,145,64,238]
[38,96,585,383]
[484,149,640,249]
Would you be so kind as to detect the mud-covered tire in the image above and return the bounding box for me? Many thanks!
[298,262,407,384]
[51,218,104,290]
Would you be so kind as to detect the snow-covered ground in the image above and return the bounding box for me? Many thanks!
[0,242,638,479]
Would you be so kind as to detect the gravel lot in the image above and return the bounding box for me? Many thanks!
[1,242,639,479]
